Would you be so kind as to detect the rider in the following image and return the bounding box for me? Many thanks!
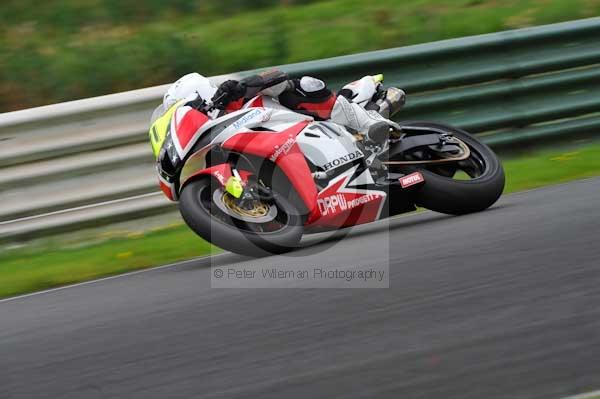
[156,69,405,147]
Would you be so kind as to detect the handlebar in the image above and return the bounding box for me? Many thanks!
[205,91,229,112]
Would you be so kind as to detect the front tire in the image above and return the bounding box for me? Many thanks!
[179,177,304,257]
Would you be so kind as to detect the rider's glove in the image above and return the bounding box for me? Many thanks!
[212,80,247,107]
[185,94,206,111]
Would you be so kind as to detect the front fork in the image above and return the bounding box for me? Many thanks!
[214,165,278,216]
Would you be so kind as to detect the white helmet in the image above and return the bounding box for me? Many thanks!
[163,72,217,109]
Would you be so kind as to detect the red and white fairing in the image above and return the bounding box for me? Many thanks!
[170,105,210,158]
[162,96,395,228]
[308,166,387,228]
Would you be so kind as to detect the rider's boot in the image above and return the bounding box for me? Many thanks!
[365,121,390,147]
[330,95,399,148]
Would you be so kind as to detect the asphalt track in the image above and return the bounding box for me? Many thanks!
[1,177,600,399]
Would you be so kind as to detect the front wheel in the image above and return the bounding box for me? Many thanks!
[392,122,505,215]
[179,177,304,257]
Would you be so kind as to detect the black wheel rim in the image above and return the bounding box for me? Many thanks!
[428,141,488,180]
[390,134,490,181]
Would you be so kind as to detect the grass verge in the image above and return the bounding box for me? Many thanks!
[3,0,600,111]
[1,140,600,298]
[0,226,218,299]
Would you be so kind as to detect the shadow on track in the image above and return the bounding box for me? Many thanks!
[174,204,510,270]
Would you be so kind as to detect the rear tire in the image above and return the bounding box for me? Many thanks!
[398,122,505,215]
[179,177,304,257]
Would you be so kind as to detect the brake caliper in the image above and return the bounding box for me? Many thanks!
[225,176,244,199]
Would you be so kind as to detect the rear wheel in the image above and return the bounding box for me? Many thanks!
[389,122,505,215]
[179,177,304,257]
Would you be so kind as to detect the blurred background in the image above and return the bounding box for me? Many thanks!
[2,0,600,111]
[2,4,600,398]
[1,0,599,297]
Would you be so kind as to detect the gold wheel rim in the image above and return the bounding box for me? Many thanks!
[221,192,270,218]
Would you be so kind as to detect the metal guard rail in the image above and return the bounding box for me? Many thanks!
[1,17,599,242]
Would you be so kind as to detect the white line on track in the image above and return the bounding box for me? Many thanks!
[561,390,600,399]
[2,176,598,304]
[0,198,436,304]
[0,253,225,304]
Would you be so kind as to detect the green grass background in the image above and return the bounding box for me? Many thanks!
[2,0,600,111]
[1,141,600,298]
[2,0,600,297]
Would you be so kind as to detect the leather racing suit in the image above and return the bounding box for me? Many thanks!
[210,69,405,146]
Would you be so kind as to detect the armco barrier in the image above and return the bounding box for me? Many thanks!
[1,18,599,242]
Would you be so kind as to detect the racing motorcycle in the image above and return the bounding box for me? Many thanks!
[151,82,505,256]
